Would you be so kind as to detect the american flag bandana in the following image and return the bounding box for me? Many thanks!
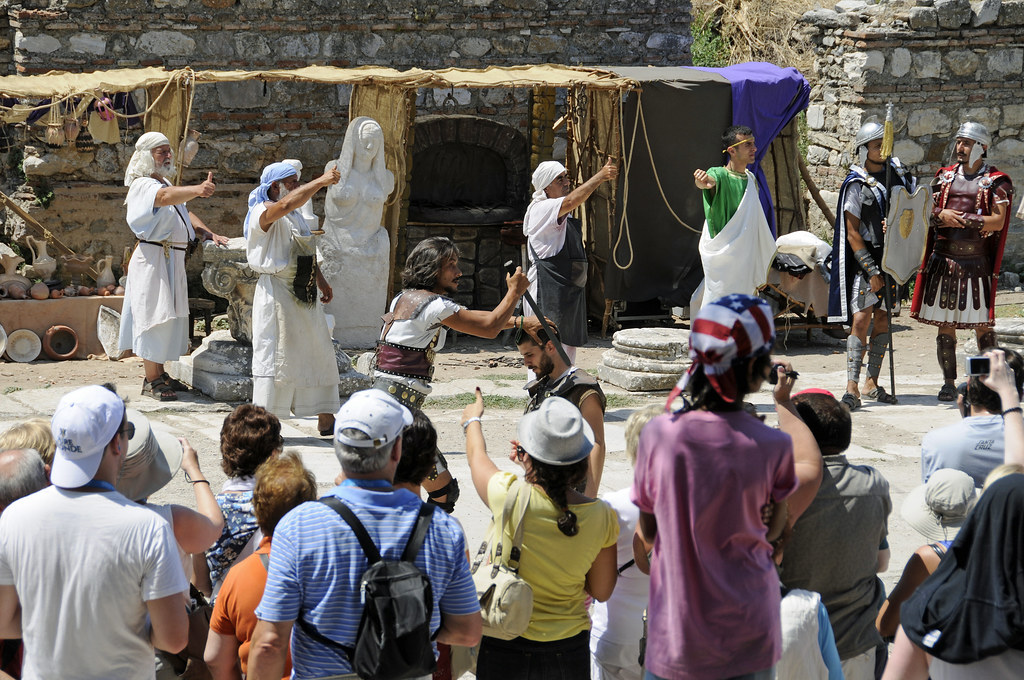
[668,294,775,407]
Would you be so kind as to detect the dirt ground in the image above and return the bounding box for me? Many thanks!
[3,292,1023,615]
[6,294,1021,393]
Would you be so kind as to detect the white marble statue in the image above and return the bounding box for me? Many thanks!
[320,116,395,348]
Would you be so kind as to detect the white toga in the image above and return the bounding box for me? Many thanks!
[118,177,193,363]
[247,203,340,417]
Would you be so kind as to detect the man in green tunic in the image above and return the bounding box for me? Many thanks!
[693,125,756,236]
[690,125,776,310]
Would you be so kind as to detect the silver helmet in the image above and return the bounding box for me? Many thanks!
[956,121,991,147]
[854,119,885,150]
[955,121,990,166]
[854,119,885,166]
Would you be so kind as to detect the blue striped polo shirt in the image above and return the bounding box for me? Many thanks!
[255,486,479,679]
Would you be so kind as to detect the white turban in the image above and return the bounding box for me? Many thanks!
[530,161,567,205]
[283,158,302,181]
[123,132,171,187]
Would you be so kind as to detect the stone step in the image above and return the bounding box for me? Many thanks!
[610,327,689,361]
[601,348,688,375]
[597,363,678,392]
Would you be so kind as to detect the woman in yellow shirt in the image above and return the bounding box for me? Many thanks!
[462,390,619,680]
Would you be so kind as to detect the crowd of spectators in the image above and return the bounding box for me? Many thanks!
[1,295,1024,680]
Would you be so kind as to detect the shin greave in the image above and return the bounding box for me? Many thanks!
[847,335,865,383]
[867,333,889,381]
[937,334,957,381]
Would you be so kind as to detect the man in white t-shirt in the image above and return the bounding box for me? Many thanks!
[0,385,189,680]
[523,158,618,363]
[374,236,528,511]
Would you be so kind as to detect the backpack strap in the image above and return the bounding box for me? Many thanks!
[401,502,435,563]
[319,496,382,564]
[506,483,530,572]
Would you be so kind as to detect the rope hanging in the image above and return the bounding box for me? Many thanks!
[612,90,701,272]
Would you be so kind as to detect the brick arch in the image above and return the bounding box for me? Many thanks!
[409,114,529,225]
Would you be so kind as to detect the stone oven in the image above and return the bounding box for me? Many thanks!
[406,114,530,308]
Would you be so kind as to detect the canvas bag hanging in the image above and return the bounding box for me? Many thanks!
[470,480,534,640]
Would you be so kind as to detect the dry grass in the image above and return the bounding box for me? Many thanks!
[692,0,819,73]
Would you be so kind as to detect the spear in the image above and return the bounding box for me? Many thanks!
[881,102,897,402]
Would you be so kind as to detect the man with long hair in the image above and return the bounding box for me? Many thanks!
[373,236,528,511]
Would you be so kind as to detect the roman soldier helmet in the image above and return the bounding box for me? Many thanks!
[855,119,885,166]
[955,121,991,166]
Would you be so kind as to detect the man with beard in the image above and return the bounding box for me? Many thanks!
[119,132,228,402]
[516,318,606,496]
[245,161,341,436]
[373,236,529,511]
[910,122,1014,401]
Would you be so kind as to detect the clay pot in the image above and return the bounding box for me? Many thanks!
[63,286,77,297]
[49,288,62,299]
[114,285,125,295]
[30,282,49,300]
[6,281,28,299]
[78,285,93,296]
[43,325,78,361]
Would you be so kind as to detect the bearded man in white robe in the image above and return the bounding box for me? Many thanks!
[118,131,228,401]
[245,161,341,435]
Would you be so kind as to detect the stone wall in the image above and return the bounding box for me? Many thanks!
[0,0,691,299]
[796,0,1024,256]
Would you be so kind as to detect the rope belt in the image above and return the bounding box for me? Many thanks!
[138,239,188,259]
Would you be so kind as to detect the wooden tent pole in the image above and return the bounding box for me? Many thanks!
[798,155,836,226]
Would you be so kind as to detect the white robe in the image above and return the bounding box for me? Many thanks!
[117,177,193,363]
[695,170,776,310]
[247,203,340,418]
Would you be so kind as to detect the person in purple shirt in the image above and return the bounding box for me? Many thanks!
[633,294,810,680]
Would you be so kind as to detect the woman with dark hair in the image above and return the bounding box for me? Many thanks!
[194,403,283,599]
[634,294,809,680]
[462,389,618,680]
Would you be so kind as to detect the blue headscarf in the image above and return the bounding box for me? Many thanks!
[244,162,298,237]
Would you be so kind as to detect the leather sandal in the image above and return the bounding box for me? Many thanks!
[161,372,189,392]
[142,375,177,402]
[840,392,861,412]
[937,383,958,402]
[866,385,898,404]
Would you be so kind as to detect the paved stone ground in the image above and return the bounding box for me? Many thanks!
[0,319,973,600]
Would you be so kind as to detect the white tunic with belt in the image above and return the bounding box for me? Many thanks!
[118,177,192,363]
[247,202,340,417]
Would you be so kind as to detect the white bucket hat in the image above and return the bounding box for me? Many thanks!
[902,468,978,542]
[115,408,184,501]
[517,396,593,466]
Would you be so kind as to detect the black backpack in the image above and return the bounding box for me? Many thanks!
[297,497,437,680]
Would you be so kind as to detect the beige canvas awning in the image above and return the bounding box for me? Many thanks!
[0,64,636,99]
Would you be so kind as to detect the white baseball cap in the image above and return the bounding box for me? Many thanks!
[50,385,125,488]
[334,389,413,448]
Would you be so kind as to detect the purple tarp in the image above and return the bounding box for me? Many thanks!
[694,62,811,235]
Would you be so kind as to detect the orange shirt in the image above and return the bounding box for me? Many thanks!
[208,536,290,679]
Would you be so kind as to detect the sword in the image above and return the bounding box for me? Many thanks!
[504,259,573,368]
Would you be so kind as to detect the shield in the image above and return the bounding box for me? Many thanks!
[883,185,932,285]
